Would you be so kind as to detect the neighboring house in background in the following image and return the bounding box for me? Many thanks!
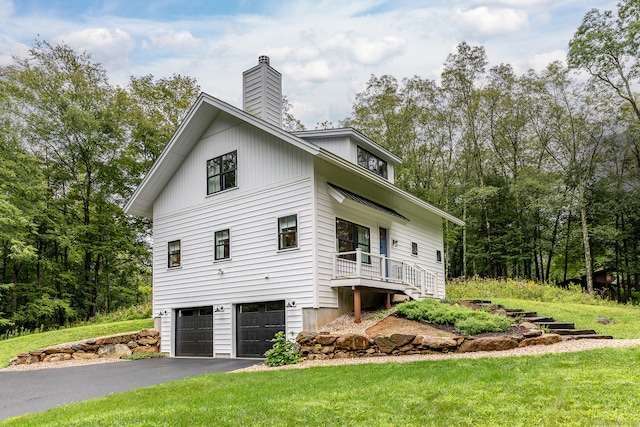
[124,56,464,358]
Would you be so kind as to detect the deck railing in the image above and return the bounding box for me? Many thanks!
[332,249,436,297]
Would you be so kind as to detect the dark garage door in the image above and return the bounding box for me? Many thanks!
[236,301,285,358]
[176,307,213,357]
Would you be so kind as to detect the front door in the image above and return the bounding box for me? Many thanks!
[379,227,389,277]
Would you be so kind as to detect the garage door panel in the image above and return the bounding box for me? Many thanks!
[176,307,213,357]
[236,301,285,358]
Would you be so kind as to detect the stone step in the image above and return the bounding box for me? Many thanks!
[535,321,575,330]
[504,308,526,313]
[552,329,597,336]
[523,316,556,323]
[507,311,538,318]
[463,299,493,304]
[562,334,614,340]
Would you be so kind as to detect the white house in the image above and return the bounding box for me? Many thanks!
[124,56,464,358]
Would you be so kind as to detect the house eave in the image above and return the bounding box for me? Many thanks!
[317,149,465,227]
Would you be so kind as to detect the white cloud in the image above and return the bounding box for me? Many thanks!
[283,60,333,83]
[522,49,567,72]
[454,7,529,39]
[145,29,203,51]
[322,33,407,65]
[53,27,134,67]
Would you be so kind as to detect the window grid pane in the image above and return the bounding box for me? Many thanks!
[168,240,181,268]
[278,215,297,250]
[207,151,237,195]
[336,218,370,263]
[215,230,230,260]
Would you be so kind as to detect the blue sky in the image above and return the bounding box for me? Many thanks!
[0,0,617,127]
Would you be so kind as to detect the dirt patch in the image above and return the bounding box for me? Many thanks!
[365,315,458,337]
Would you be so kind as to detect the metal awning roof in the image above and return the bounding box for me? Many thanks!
[328,184,409,221]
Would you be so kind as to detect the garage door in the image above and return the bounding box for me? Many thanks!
[175,307,213,357]
[236,301,285,358]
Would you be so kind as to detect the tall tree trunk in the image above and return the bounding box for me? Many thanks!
[545,211,561,282]
[564,211,572,283]
[578,183,594,293]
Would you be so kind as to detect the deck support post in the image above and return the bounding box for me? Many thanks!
[352,286,361,324]
[385,292,391,310]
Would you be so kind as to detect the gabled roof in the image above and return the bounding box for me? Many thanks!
[124,93,319,217]
[124,92,465,227]
[294,127,403,165]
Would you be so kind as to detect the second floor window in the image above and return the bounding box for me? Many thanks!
[168,240,181,268]
[207,151,237,194]
[214,229,230,260]
[357,146,387,179]
[278,215,298,250]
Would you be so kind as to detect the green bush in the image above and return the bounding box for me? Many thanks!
[396,299,511,335]
[264,331,303,367]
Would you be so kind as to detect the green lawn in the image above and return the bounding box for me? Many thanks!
[2,346,639,426]
[0,319,153,368]
[491,298,640,339]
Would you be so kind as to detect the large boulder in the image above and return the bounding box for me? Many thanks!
[335,334,371,351]
[374,334,416,354]
[518,333,562,347]
[419,336,459,352]
[98,343,132,358]
[458,336,520,353]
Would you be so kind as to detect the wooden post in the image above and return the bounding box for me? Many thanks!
[385,293,391,310]
[353,286,361,324]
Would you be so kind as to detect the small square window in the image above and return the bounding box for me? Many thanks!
[411,242,418,256]
[214,229,230,260]
[436,250,442,262]
[278,215,298,250]
[168,240,181,268]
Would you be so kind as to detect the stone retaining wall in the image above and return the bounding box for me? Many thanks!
[296,330,562,359]
[9,328,160,366]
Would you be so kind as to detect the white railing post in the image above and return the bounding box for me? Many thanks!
[355,248,362,277]
[421,269,425,297]
[332,253,337,278]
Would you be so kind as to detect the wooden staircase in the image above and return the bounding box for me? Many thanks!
[469,300,614,340]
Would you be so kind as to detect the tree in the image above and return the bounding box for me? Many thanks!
[568,0,640,165]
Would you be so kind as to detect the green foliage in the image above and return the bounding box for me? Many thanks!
[6,347,640,426]
[263,331,302,367]
[122,352,165,360]
[446,277,611,305]
[395,298,511,335]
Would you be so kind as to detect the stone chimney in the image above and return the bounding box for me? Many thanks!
[242,55,282,128]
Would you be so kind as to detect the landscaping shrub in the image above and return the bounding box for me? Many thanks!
[396,299,511,335]
[264,331,302,367]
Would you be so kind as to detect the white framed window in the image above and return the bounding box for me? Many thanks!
[168,240,181,268]
[411,242,418,256]
[436,250,442,263]
[214,229,230,261]
[278,215,298,250]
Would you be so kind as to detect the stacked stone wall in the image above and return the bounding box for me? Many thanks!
[296,330,560,359]
[10,329,160,366]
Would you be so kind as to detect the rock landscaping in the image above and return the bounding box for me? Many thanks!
[297,300,613,360]
[9,329,160,366]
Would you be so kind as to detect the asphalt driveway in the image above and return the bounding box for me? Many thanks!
[0,357,258,421]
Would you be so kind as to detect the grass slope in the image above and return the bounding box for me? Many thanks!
[2,347,640,426]
[0,319,153,368]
